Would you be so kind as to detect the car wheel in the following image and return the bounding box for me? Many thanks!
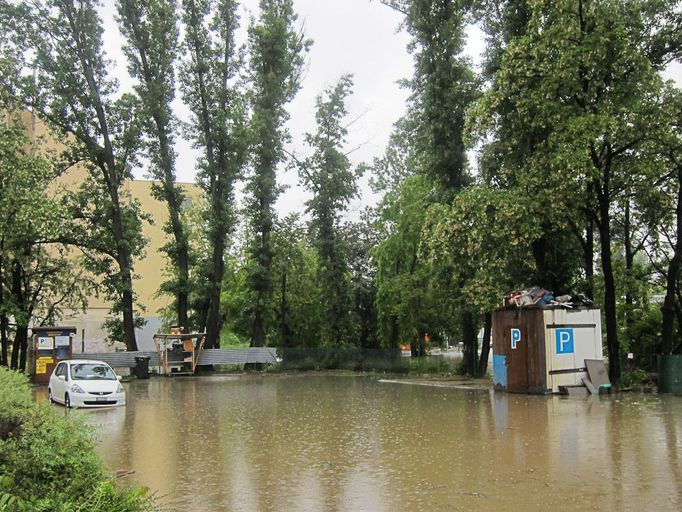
[64,393,71,409]
[48,388,54,403]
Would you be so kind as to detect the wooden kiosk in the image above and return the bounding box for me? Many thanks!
[152,330,206,376]
[30,326,76,383]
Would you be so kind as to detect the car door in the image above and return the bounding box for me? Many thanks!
[61,363,71,402]
[51,363,65,403]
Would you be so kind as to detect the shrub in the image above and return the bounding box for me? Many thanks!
[0,368,155,512]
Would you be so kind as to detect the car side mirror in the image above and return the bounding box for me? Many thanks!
[116,375,122,381]
[58,375,65,381]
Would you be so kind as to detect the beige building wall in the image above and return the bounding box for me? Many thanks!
[22,110,201,352]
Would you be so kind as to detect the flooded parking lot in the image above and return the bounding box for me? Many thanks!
[37,375,682,511]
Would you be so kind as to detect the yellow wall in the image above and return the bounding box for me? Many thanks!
[124,179,199,315]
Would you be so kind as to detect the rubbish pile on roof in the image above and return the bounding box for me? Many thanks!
[504,286,594,309]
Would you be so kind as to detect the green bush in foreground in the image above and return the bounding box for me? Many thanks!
[0,368,155,512]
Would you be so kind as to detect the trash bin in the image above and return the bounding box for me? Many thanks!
[658,355,682,393]
[133,355,150,379]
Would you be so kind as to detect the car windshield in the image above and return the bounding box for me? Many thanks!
[71,363,117,381]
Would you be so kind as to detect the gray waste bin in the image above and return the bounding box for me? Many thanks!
[133,355,150,379]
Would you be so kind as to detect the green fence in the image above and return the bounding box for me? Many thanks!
[278,347,459,374]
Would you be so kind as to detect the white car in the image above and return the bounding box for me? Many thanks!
[48,360,126,408]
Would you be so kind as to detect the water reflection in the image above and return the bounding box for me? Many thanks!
[35,376,682,511]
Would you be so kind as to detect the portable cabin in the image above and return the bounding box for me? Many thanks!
[492,308,603,394]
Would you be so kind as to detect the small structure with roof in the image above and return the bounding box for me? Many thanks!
[153,330,207,376]
[492,289,605,394]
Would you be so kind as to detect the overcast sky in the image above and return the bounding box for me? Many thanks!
[100,0,682,219]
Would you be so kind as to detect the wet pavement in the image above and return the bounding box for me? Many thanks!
[35,375,682,511]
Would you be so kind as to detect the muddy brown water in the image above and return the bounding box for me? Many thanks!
[35,375,682,511]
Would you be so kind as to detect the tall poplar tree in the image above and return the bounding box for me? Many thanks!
[382,0,480,373]
[298,75,359,346]
[180,0,249,348]
[246,0,308,348]
[117,0,192,332]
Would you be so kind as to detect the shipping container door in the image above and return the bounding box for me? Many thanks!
[492,309,546,393]
[545,309,602,392]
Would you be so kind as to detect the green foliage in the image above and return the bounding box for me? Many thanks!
[622,301,663,372]
[0,121,65,245]
[298,75,359,346]
[343,214,380,349]
[270,216,323,347]
[219,331,247,348]
[374,175,450,348]
[621,367,648,388]
[469,0,682,382]
[0,114,89,367]
[245,0,310,346]
[402,0,480,192]
[409,355,461,376]
[279,347,407,373]
[220,253,258,341]
[422,186,542,315]
[0,368,154,511]
[221,216,325,348]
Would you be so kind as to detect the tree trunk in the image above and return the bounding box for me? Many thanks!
[176,246,190,332]
[16,324,28,372]
[462,310,478,376]
[0,252,7,367]
[9,260,23,370]
[476,312,492,377]
[251,308,266,348]
[531,236,548,289]
[121,0,189,333]
[661,166,682,354]
[623,197,634,340]
[597,182,620,386]
[10,325,29,372]
[585,216,594,300]
[205,229,225,349]
[251,194,274,349]
[280,269,289,347]
[389,315,399,352]
[0,313,8,367]
[157,140,190,334]
[105,142,137,351]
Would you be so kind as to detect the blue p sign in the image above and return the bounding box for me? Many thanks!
[556,328,574,354]
[511,328,521,350]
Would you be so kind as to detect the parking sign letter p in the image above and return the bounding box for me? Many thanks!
[511,328,521,350]
[556,328,574,354]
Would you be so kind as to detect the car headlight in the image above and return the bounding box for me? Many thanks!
[116,383,123,394]
[71,384,85,394]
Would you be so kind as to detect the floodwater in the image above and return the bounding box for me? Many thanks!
[37,375,682,511]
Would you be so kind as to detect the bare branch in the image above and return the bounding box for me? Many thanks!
[378,0,408,16]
